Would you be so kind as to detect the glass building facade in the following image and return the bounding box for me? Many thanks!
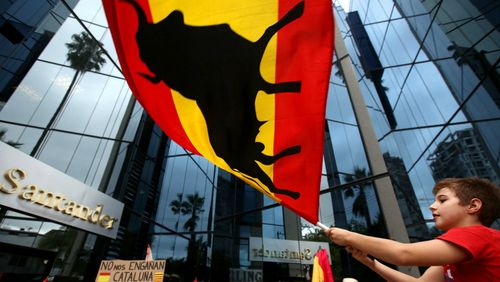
[0,0,498,281]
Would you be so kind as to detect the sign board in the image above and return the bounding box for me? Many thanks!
[249,237,331,264]
[230,268,263,282]
[95,260,166,282]
[0,141,124,239]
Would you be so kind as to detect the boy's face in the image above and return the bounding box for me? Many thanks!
[429,188,469,230]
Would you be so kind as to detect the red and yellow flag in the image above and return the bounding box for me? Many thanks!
[96,272,111,282]
[312,249,334,282]
[103,0,333,223]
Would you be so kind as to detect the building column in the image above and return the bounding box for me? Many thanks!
[283,207,304,278]
[333,17,419,276]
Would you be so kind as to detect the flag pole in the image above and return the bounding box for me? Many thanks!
[316,222,330,231]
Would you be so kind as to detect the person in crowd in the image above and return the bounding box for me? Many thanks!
[326,177,500,282]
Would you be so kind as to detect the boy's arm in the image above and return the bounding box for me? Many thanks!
[327,227,468,266]
[347,246,444,282]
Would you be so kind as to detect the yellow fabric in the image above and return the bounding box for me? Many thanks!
[147,0,279,201]
[97,273,110,282]
[312,256,325,282]
[153,272,164,282]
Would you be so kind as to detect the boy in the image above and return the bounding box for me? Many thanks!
[326,177,500,282]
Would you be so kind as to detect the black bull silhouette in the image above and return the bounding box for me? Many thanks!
[126,0,305,199]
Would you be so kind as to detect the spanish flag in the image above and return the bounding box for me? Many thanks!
[96,272,111,282]
[312,249,334,282]
[103,0,333,223]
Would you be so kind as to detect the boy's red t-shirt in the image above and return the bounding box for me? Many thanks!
[438,225,500,282]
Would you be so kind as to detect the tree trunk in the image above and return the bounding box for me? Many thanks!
[187,209,199,281]
[360,188,372,229]
[30,70,80,157]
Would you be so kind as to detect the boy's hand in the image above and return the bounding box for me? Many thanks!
[326,227,353,246]
[346,246,375,267]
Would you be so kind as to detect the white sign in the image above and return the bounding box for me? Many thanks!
[230,268,263,282]
[0,141,124,239]
[95,260,166,282]
[249,237,331,264]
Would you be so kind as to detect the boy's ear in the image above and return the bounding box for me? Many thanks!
[467,198,482,214]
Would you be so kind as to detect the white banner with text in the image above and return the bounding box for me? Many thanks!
[249,237,331,264]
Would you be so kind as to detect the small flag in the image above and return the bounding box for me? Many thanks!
[145,244,153,261]
[153,271,164,282]
[97,272,111,282]
[311,249,334,282]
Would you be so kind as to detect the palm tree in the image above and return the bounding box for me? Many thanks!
[0,128,23,148]
[170,193,185,229]
[344,167,373,229]
[183,193,205,233]
[170,193,205,233]
[169,192,205,281]
[31,31,106,156]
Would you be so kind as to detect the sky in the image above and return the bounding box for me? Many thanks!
[335,0,350,11]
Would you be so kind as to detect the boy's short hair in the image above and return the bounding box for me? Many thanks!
[432,177,500,226]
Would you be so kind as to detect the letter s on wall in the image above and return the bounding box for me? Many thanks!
[0,168,26,194]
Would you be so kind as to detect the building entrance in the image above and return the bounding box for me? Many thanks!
[0,242,55,282]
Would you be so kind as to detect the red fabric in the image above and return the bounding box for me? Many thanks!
[102,0,198,154]
[316,249,334,282]
[438,225,500,282]
[145,244,153,261]
[274,0,334,223]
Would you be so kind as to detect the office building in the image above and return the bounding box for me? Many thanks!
[0,0,498,281]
